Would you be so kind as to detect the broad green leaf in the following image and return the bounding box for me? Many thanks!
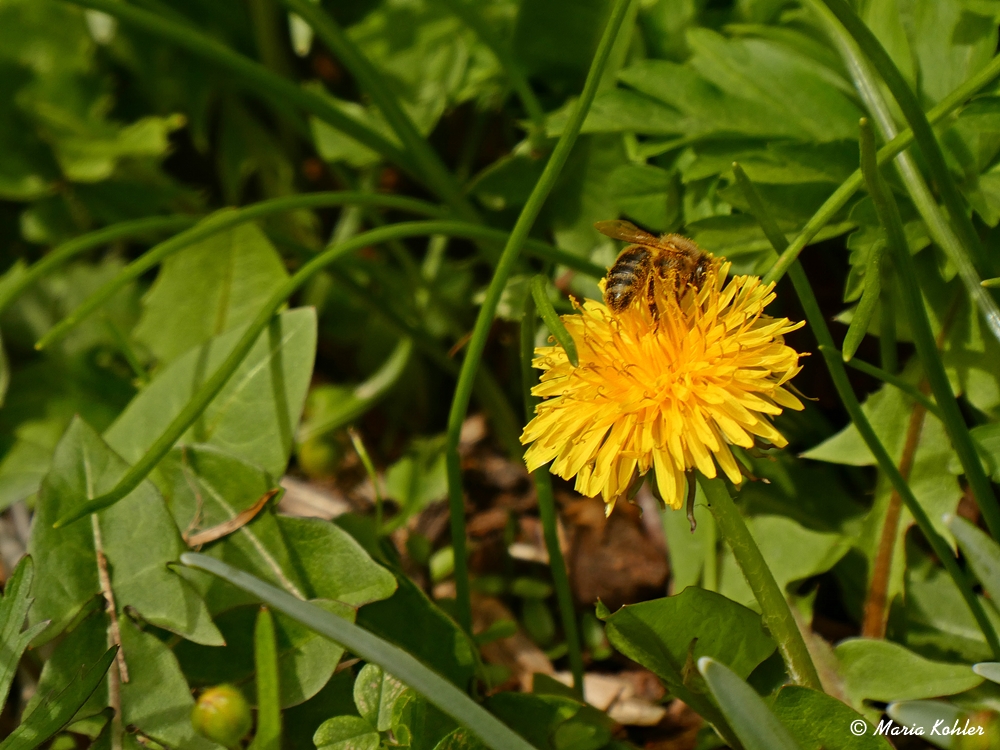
[391,690,457,750]
[174,601,355,708]
[603,586,776,692]
[717,515,850,610]
[134,223,290,364]
[836,639,983,708]
[0,645,116,750]
[285,671,357,750]
[961,423,1000,480]
[903,542,1000,664]
[513,0,610,93]
[356,574,477,690]
[28,417,222,646]
[485,692,611,750]
[804,383,962,546]
[313,715,379,750]
[771,686,892,750]
[354,663,407,732]
[607,164,679,232]
[949,515,1000,601]
[118,616,220,749]
[0,557,48,708]
[698,657,802,750]
[383,435,448,532]
[885,700,963,750]
[26,608,217,750]
[106,307,317,480]
[0,329,8,408]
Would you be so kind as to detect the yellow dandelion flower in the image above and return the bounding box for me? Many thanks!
[521,260,805,513]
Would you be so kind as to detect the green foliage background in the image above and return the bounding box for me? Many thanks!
[2,0,1000,748]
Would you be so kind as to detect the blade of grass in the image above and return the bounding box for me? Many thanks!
[349,428,385,534]
[278,0,480,223]
[50,220,597,527]
[529,276,579,367]
[698,475,822,691]
[249,608,281,750]
[180,553,537,750]
[520,294,583,697]
[59,0,423,179]
[0,215,196,315]
[857,116,1000,540]
[733,164,1000,658]
[442,0,635,633]
[764,51,1000,284]
[843,357,941,420]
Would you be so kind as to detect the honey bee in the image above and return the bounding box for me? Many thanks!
[595,220,715,316]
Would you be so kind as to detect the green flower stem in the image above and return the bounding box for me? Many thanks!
[50,220,592,527]
[60,0,422,179]
[279,0,480,223]
[442,0,635,633]
[37,194,601,352]
[858,118,1000,540]
[0,215,197,315]
[520,294,584,697]
[349,429,385,534]
[181,553,537,750]
[434,0,546,134]
[843,357,941,421]
[697,475,823,691]
[734,166,1000,657]
[764,51,1000,285]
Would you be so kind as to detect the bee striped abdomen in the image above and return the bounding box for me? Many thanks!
[604,245,651,312]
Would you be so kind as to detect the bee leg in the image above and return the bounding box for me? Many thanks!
[646,274,659,320]
[685,473,698,533]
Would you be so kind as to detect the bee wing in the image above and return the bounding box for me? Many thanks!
[594,220,662,246]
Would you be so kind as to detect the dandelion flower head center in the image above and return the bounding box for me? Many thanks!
[521,260,805,511]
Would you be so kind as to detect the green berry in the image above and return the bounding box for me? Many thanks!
[191,684,252,749]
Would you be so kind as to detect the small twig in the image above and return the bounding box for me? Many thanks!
[184,489,279,547]
[862,395,927,637]
[92,515,128,750]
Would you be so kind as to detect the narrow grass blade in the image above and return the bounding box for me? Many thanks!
[530,276,578,367]
[442,0,635,632]
[857,116,1000,541]
[698,657,804,750]
[250,608,281,750]
[0,646,117,750]
[180,553,536,750]
[843,358,941,420]
[842,240,885,363]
